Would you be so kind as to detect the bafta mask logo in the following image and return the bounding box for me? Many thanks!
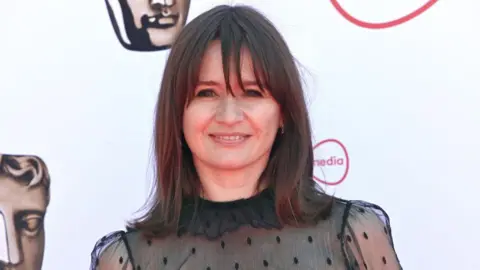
[0,154,50,270]
[105,0,191,51]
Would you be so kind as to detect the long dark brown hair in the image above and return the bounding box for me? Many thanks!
[128,5,334,237]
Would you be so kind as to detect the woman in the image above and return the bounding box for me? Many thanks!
[90,5,402,270]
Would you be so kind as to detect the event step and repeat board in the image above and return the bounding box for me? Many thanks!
[1,0,479,269]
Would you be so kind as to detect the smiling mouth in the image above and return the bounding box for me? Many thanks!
[209,134,251,145]
[141,14,179,29]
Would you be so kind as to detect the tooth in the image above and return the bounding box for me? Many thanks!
[149,17,156,23]
[217,136,244,141]
[159,17,174,23]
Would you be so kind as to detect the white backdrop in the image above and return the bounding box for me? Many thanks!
[1,0,480,269]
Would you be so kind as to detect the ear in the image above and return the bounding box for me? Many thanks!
[279,117,285,134]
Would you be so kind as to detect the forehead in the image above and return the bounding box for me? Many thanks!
[0,176,47,212]
[198,41,256,82]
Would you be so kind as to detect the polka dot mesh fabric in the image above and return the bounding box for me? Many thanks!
[90,191,402,270]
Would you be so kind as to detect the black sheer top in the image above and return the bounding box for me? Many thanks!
[90,189,402,269]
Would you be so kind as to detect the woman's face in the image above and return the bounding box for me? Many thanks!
[183,41,282,170]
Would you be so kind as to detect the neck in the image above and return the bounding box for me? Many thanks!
[194,156,269,202]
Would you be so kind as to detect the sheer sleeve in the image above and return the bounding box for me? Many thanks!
[340,201,402,270]
[90,231,134,270]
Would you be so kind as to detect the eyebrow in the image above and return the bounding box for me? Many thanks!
[196,80,260,87]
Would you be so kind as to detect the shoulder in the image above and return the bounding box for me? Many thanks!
[335,199,392,231]
[90,229,141,270]
[330,199,402,269]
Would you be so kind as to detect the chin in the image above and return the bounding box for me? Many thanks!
[147,28,178,46]
[210,159,249,170]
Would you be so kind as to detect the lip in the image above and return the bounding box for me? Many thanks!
[209,133,251,137]
[141,13,179,29]
[208,134,251,146]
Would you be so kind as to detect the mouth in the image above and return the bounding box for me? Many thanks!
[208,133,252,145]
[141,13,179,29]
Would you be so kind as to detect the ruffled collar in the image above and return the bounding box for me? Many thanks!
[178,188,281,240]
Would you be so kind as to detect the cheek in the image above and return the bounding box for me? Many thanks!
[183,104,213,141]
[125,1,144,26]
[246,102,281,135]
[178,1,188,15]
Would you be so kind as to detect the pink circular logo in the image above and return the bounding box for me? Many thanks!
[313,138,350,186]
[330,0,438,29]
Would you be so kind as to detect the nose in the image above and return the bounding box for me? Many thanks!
[150,0,176,9]
[0,214,22,265]
[215,96,244,125]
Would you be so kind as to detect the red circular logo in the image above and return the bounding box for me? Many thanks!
[313,138,350,186]
[330,0,438,29]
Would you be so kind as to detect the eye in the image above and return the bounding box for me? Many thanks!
[19,214,43,237]
[195,89,217,97]
[244,89,263,97]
